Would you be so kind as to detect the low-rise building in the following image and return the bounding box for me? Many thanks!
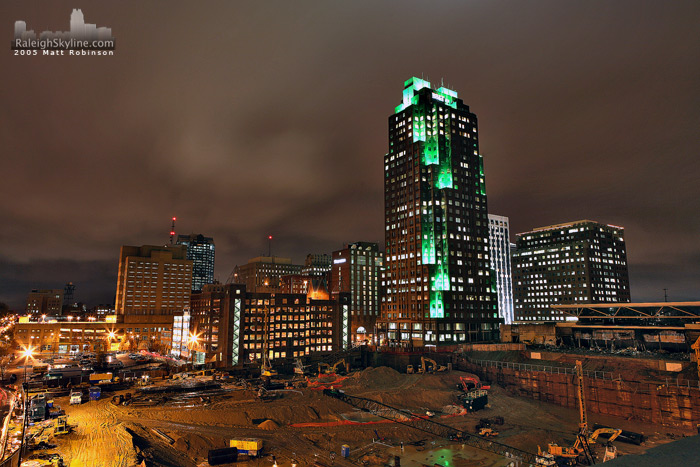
[14,315,121,355]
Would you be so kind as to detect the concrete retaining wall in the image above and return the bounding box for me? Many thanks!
[457,357,700,431]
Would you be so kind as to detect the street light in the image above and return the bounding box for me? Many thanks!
[187,333,200,368]
[106,330,117,352]
[17,346,34,466]
[21,346,34,384]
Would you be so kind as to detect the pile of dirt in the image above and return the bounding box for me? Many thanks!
[257,419,279,430]
[171,432,219,462]
[442,404,466,414]
[344,366,402,390]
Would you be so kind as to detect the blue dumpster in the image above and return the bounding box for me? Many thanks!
[89,386,101,401]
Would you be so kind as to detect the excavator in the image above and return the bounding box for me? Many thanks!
[417,357,448,374]
[539,361,620,464]
[458,375,489,392]
[318,359,348,376]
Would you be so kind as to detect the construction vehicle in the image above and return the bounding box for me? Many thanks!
[539,361,595,465]
[418,357,447,374]
[30,394,47,421]
[229,438,263,457]
[458,375,488,392]
[318,359,347,376]
[294,358,311,376]
[54,415,69,435]
[478,427,499,437]
[588,427,622,445]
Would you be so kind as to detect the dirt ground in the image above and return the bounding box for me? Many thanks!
[36,367,690,467]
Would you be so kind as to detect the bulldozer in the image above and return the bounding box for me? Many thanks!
[478,427,499,437]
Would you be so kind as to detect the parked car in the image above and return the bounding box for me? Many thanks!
[70,391,83,405]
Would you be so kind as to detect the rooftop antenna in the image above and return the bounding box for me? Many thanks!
[268,235,272,257]
[170,217,177,245]
[663,288,668,302]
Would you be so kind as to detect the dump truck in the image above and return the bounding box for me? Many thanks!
[30,394,47,421]
[229,438,263,456]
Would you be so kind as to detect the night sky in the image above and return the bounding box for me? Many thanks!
[2,1,699,309]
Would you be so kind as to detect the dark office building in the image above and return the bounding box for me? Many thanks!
[302,253,332,277]
[512,220,631,322]
[331,242,382,345]
[25,289,63,316]
[232,256,303,293]
[377,77,500,346]
[176,233,215,292]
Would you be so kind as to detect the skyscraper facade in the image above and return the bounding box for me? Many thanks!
[488,215,514,324]
[176,233,215,292]
[331,242,383,345]
[378,77,500,346]
[512,220,631,322]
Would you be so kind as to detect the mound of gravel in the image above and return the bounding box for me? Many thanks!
[257,419,279,430]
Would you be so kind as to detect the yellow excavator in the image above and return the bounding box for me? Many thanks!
[418,357,448,374]
[539,361,621,464]
[539,361,594,464]
[318,359,347,375]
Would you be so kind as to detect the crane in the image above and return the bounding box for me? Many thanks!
[539,361,594,465]
[576,360,587,435]
[322,388,551,466]
[260,306,277,379]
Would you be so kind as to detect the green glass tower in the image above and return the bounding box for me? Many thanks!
[378,77,500,346]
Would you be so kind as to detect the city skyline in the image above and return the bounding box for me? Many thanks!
[2,1,699,308]
[14,8,113,43]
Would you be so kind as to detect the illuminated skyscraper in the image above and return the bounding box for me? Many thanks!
[177,233,215,292]
[378,78,500,346]
[488,215,514,324]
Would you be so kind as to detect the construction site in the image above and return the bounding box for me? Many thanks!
[6,341,700,467]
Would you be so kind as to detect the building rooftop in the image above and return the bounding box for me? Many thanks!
[522,219,624,234]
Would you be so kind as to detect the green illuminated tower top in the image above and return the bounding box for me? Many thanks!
[378,77,500,346]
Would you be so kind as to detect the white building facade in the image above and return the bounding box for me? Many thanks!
[488,214,515,324]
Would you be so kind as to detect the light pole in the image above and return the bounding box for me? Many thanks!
[17,346,34,466]
[187,333,199,369]
[107,330,116,352]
